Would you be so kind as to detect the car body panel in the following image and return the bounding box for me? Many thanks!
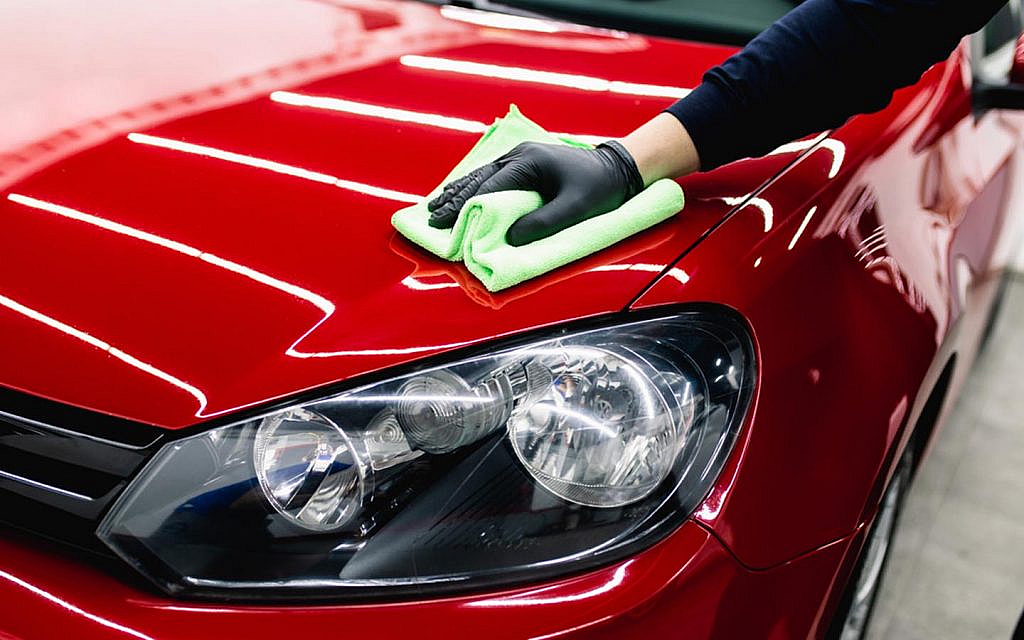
[0,520,855,640]
[0,1,814,429]
[634,46,1024,567]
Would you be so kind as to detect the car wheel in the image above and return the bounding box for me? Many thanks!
[826,447,913,640]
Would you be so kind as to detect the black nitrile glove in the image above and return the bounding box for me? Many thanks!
[426,140,645,246]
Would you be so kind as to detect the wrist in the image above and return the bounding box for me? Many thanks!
[597,139,644,199]
[619,112,701,183]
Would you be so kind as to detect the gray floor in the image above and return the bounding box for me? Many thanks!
[866,274,1024,640]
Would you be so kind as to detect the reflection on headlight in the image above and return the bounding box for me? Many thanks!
[98,310,754,600]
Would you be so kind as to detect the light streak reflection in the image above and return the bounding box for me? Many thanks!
[788,205,818,250]
[0,282,208,416]
[720,194,774,232]
[0,468,92,501]
[0,568,155,640]
[588,262,689,284]
[468,562,630,607]
[271,91,488,134]
[127,133,421,203]
[769,134,846,179]
[441,4,563,32]
[439,5,628,38]
[271,91,609,145]
[401,55,691,99]
[855,226,889,260]
[6,193,473,395]
[401,276,461,291]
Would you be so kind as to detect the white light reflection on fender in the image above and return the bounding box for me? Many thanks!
[720,194,774,232]
[588,262,689,285]
[855,226,889,261]
[0,569,155,640]
[127,133,421,203]
[768,133,846,179]
[788,206,818,250]
[400,55,691,99]
[467,562,631,608]
[719,134,844,233]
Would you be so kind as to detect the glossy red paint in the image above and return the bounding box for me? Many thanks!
[0,522,855,640]
[635,46,1024,568]
[0,1,787,428]
[1,1,1022,639]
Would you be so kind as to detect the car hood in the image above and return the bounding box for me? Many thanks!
[0,1,785,429]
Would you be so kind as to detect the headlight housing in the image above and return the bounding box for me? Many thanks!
[98,308,754,600]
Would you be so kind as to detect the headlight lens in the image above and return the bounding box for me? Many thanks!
[253,408,366,531]
[509,344,693,507]
[98,309,754,600]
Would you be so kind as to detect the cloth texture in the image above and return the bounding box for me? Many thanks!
[392,106,685,291]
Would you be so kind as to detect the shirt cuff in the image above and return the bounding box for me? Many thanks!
[664,78,740,172]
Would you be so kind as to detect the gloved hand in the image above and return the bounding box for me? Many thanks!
[427,140,645,246]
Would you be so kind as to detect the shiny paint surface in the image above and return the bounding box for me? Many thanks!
[1,1,1022,638]
[635,45,1024,568]
[0,1,786,428]
[0,522,855,640]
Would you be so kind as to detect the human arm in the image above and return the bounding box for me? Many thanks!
[428,0,1008,244]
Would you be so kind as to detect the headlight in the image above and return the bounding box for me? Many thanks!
[98,308,754,600]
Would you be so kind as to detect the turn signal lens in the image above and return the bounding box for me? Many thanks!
[395,370,507,454]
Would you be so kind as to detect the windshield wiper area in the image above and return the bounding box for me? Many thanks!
[416,0,554,21]
[417,0,784,46]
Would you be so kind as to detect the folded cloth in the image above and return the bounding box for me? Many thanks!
[461,184,683,291]
[391,104,567,261]
[391,105,685,290]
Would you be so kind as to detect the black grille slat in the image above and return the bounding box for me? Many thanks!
[0,386,163,448]
[0,389,164,545]
[0,439,124,499]
[0,416,149,486]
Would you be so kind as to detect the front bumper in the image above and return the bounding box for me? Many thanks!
[0,522,853,639]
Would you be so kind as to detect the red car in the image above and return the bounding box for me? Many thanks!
[1,2,1022,638]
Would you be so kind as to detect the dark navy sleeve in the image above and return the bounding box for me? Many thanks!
[667,0,1007,170]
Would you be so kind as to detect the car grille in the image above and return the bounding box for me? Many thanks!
[0,386,165,553]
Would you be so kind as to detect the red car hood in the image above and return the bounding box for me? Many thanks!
[0,1,783,429]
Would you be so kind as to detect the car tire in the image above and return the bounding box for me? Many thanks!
[824,446,914,640]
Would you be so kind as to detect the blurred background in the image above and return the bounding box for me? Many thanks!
[866,270,1024,639]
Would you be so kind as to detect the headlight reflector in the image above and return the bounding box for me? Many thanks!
[509,345,693,507]
[253,408,366,531]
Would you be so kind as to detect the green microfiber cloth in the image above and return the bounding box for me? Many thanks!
[391,105,684,291]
